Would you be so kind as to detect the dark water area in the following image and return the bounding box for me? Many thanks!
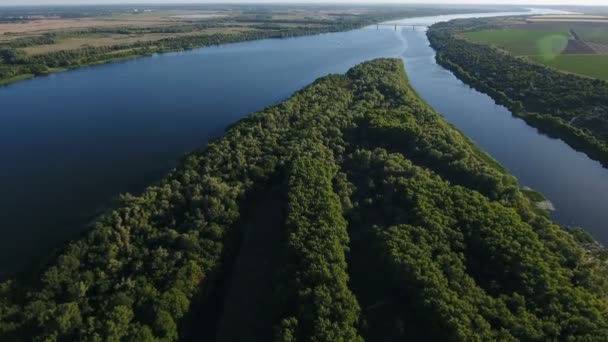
[0,28,404,274]
[1,8,606,275]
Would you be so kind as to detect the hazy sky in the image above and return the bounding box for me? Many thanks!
[1,0,606,6]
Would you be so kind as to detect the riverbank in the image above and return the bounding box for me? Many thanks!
[0,7,491,87]
[0,26,356,87]
[433,50,608,168]
[0,73,34,85]
[388,13,608,245]
[3,6,608,278]
[428,19,608,168]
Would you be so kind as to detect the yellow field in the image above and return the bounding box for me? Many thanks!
[0,18,174,38]
[2,6,351,56]
[0,10,236,41]
[19,27,254,55]
[527,15,608,23]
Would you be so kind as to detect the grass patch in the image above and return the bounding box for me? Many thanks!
[521,188,551,217]
[566,227,595,244]
[521,187,546,202]
[19,29,251,55]
[0,73,33,86]
[464,27,608,80]
[463,29,569,56]
[529,54,608,80]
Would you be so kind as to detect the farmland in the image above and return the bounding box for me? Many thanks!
[0,7,333,52]
[528,54,608,80]
[0,4,495,86]
[19,28,254,55]
[462,29,569,55]
[461,15,608,80]
[429,16,608,168]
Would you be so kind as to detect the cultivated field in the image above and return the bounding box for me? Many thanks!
[3,4,478,86]
[462,15,608,80]
[575,27,608,45]
[462,29,569,55]
[528,54,608,80]
[0,11,231,38]
[0,8,348,59]
[0,6,402,57]
[19,27,254,55]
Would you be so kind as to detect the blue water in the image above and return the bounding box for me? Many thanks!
[0,28,405,273]
[399,26,608,237]
[2,9,606,274]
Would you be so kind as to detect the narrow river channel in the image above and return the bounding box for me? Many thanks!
[1,8,605,275]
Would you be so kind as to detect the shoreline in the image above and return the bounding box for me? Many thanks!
[0,16,406,87]
[0,7,507,88]
[429,39,608,169]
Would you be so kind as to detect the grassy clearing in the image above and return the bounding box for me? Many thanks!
[529,54,608,80]
[521,188,551,217]
[20,34,159,55]
[0,73,34,86]
[511,20,608,44]
[0,18,178,37]
[521,187,546,202]
[19,27,252,55]
[463,29,569,56]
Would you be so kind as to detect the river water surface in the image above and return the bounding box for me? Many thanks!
[2,8,606,274]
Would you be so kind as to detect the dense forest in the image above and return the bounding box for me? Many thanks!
[1,59,608,341]
[428,18,608,167]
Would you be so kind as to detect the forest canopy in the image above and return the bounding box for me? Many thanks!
[1,58,607,341]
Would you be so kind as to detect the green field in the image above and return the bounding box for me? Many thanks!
[577,28,608,43]
[529,54,608,80]
[463,27,608,80]
[0,73,33,86]
[462,29,569,55]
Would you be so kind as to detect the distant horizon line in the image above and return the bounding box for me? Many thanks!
[0,2,607,7]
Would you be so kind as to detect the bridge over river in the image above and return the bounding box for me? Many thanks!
[376,23,427,30]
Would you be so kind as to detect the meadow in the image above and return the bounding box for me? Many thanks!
[462,29,569,55]
[462,16,608,80]
[529,54,608,80]
[19,28,253,55]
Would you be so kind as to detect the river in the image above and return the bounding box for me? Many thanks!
[1,8,605,274]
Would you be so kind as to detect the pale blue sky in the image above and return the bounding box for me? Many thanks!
[1,0,607,6]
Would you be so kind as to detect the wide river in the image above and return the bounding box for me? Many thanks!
[2,8,606,274]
